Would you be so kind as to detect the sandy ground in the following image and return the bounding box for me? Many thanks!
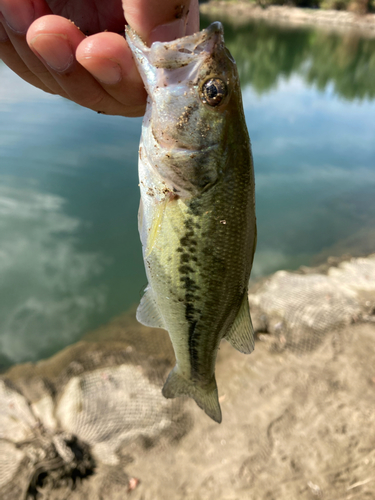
[126,323,375,500]
[200,1,375,37]
[1,255,375,499]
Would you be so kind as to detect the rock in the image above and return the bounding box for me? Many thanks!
[55,365,174,465]
[249,255,375,351]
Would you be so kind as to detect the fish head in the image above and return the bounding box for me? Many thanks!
[126,22,246,194]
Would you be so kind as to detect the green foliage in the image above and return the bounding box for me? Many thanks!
[320,0,371,12]
[302,32,375,99]
[319,0,347,9]
[212,0,372,10]
[220,21,311,93]
[256,0,320,7]
[201,15,375,100]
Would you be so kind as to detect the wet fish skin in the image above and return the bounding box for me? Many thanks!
[126,22,256,423]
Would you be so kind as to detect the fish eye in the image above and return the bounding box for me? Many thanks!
[201,78,227,107]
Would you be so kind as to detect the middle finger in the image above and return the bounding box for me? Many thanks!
[28,15,144,115]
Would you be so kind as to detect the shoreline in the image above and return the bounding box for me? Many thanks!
[200,1,375,36]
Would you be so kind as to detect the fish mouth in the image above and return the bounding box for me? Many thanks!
[126,22,224,70]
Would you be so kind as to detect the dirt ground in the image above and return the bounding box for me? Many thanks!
[1,256,375,499]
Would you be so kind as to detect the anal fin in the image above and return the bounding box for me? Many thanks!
[224,291,255,354]
[136,286,166,330]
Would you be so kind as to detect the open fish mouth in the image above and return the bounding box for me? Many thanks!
[126,22,231,153]
[126,22,224,71]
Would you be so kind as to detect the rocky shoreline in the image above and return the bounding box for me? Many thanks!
[1,254,375,499]
[200,1,375,37]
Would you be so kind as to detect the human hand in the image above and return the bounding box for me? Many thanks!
[0,0,199,116]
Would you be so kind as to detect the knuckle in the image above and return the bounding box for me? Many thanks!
[74,89,108,112]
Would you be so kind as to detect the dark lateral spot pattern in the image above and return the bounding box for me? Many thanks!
[178,213,203,377]
[180,235,197,247]
[180,253,190,263]
[188,200,201,217]
[179,263,194,273]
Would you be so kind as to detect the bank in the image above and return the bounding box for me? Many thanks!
[1,254,375,499]
[200,0,375,37]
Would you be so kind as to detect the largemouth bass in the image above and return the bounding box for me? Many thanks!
[126,22,256,423]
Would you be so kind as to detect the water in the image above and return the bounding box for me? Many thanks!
[0,19,374,368]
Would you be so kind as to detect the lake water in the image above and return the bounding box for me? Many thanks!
[0,18,374,369]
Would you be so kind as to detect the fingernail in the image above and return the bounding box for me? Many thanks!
[0,22,9,42]
[81,57,122,85]
[1,2,34,34]
[30,33,74,72]
[150,18,186,44]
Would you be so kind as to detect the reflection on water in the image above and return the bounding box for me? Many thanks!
[1,19,375,367]
[215,18,375,100]
[0,69,145,368]
[0,180,106,365]
[244,77,375,276]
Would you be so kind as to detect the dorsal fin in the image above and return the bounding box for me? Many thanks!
[224,292,255,354]
[136,286,166,330]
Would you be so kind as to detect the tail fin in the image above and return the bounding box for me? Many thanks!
[162,367,222,423]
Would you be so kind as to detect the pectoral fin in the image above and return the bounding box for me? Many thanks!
[136,286,166,329]
[225,292,255,354]
[144,200,166,259]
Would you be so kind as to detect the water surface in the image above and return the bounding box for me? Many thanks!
[1,19,374,368]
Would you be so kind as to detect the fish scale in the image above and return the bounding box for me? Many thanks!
[126,22,257,423]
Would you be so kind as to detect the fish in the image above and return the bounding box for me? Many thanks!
[126,21,256,423]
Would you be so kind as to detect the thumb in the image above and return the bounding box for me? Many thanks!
[122,0,199,45]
